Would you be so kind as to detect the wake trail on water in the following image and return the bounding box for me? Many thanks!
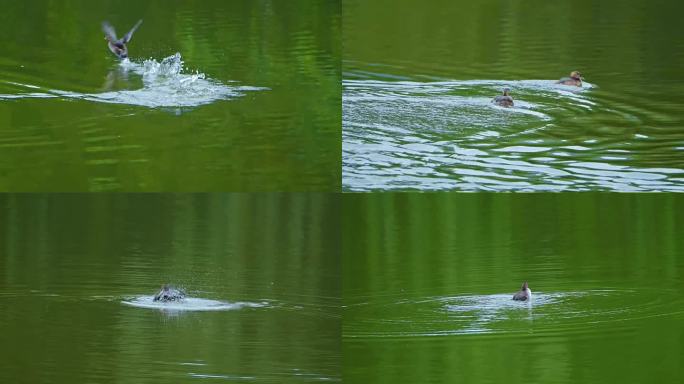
[0,53,267,108]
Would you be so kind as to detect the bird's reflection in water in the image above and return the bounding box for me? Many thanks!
[102,63,138,92]
[159,307,187,320]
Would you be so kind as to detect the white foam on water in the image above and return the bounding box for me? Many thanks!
[443,292,567,313]
[122,295,268,311]
[0,53,267,108]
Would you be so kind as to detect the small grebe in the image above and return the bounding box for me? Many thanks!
[557,71,583,87]
[153,284,186,302]
[512,281,532,301]
[492,87,514,107]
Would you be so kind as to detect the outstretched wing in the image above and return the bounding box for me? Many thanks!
[102,21,118,42]
[122,19,143,44]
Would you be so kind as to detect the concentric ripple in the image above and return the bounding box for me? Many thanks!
[122,295,268,312]
[343,78,684,192]
[344,288,684,338]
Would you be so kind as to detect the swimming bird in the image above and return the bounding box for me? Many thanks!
[492,88,514,107]
[153,284,186,302]
[512,281,531,301]
[557,70,583,86]
[102,19,143,59]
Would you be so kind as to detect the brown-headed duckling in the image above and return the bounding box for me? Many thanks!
[512,281,532,301]
[557,70,583,87]
[492,87,514,107]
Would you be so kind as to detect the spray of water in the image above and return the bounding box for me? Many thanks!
[0,53,267,109]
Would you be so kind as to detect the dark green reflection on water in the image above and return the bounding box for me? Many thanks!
[0,194,340,383]
[0,0,341,191]
[343,194,684,384]
[344,0,683,83]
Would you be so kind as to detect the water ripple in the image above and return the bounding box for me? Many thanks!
[122,295,268,312]
[0,53,267,109]
[343,78,684,191]
[344,289,684,338]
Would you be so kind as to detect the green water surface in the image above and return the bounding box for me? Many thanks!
[343,194,684,383]
[0,0,341,192]
[343,0,684,191]
[0,194,340,383]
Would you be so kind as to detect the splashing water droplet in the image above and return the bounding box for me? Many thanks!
[0,53,268,110]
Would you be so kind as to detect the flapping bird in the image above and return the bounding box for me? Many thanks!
[102,19,143,59]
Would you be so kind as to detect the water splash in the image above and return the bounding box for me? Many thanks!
[0,53,267,109]
[441,292,571,334]
[122,295,268,312]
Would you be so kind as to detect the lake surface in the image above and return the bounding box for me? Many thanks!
[0,194,340,383]
[0,0,341,191]
[343,0,684,191]
[343,194,684,383]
